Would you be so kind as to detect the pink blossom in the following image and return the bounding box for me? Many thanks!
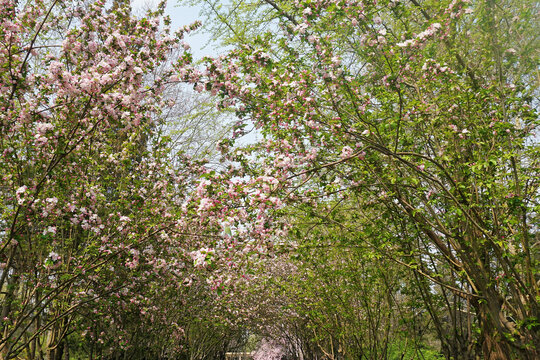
[48,251,61,262]
[36,122,54,134]
[49,61,63,75]
[15,185,27,205]
[340,146,354,159]
[331,56,342,66]
[43,226,56,235]
[198,198,213,213]
[88,41,98,53]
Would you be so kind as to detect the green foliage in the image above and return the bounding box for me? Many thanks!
[186,0,540,358]
[387,340,444,360]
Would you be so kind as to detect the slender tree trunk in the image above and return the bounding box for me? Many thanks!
[1,272,20,360]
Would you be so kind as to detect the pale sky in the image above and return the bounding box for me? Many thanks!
[132,0,215,59]
[132,0,259,145]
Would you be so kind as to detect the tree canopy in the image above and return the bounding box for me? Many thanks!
[1,0,539,359]
[185,0,539,358]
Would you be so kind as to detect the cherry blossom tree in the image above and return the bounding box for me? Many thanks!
[0,0,239,358]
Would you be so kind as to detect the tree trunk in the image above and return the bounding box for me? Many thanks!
[475,299,526,360]
[473,285,540,360]
[47,340,64,360]
[478,314,511,360]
